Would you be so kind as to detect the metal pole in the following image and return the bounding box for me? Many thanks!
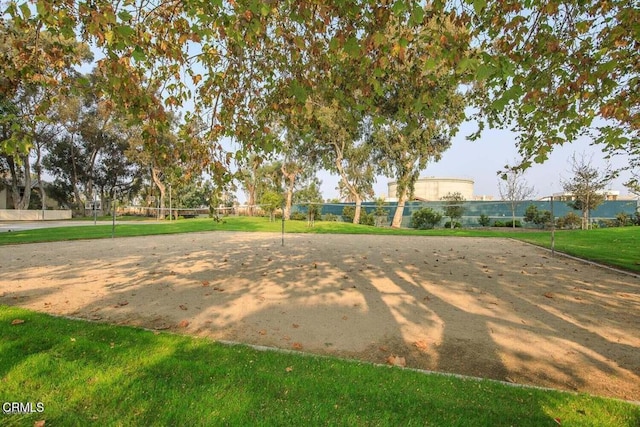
[550,195,555,257]
[112,199,116,239]
[169,184,172,222]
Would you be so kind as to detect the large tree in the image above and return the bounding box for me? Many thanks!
[6,0,636,199]
[467,0,638,182]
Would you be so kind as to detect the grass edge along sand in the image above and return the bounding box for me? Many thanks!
[1,306,638,426]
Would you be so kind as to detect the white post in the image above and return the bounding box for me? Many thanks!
[169,184,172,222]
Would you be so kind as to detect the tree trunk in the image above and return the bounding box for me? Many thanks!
[354,195,362,225]
[284,179,294,220]
[151,165,166,220]
[247,184,256,216]
[582,209,589,230]
[281,165,296,220]
[7,155,31,210]
[35,143,46,211]
[69,140,85,216]
[391,190,407,228]
[334,153,362,224]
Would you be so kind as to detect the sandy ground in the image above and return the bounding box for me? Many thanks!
[1,231,638,401]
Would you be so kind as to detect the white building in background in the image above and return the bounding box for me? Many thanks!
[387,177,475,201]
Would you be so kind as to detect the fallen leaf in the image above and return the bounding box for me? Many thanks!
[414,340,428,351]
[117,301,128,307]
[34,421,45,427]
[178,320,189,328]
[11,319,25,325]
[285,366,293,372]
[342,315,348,320]
[201,280,210,286]
[70,337,76,342]
[544,292,554,299]
[213,287,224,292]
[259,329,267,335]
[179,304,188,310]
[292,342,303,350]
[386,355,406,367]
[378,346,389,352]
[292,323,299,328]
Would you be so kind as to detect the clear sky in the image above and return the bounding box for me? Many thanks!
[314,120,635,202]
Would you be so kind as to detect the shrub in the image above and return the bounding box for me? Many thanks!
[290,211,307,221]
[493,220,505,227]
[323,213,338,221]
[410,207,442,229]
[616,212,633,227]
[562,212,581,229]
[359,211,375,226]
[342,206,355,223]
[444,221,462,229]
[503,219,522,228]
[524,205,552,228]
[478,214,491,227]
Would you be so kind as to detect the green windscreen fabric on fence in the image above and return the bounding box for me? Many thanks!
[292,200,639,228]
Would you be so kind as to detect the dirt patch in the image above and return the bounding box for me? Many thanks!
[1,231,638,401]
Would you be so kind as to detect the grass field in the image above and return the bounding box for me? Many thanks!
[1,216,638,273]
[1,306,638,426]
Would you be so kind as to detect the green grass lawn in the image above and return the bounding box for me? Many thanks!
[1,306,638,426]
[1,216,638,273]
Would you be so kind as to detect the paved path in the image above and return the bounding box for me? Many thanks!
[0,220,155,232]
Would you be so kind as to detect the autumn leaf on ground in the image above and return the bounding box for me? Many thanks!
[201,280,210,286]
[292,342,303,350]
[34,421,45,427]
[292,323,299,328]
[386,355,406,367]
[178,320,189,328]
[11,319,25,325]
[213,287,224,292]
[259,329,267,335]
[285,366,293,372]
[544,292,554,299]
[179,304,188,310]
[414,340,428,351]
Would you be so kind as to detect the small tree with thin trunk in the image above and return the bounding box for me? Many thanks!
[441,192,465,229]
[498,167,536,229]
[562,153,611,230]
[260,191,283,222]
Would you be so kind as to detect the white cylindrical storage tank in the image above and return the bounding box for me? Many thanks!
[387,177,474,201]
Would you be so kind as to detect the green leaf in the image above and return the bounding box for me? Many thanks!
[392,0,407,15]
[343,37,360,57]
[115,25,135,39]
[473,0,487,15]
[411,5,425,24]
[131,46,146,62]
[19,3,31,19]
[475,64,495,80]
[290,80,307,103]
[118,10,133,21]
[424,58,438,70]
